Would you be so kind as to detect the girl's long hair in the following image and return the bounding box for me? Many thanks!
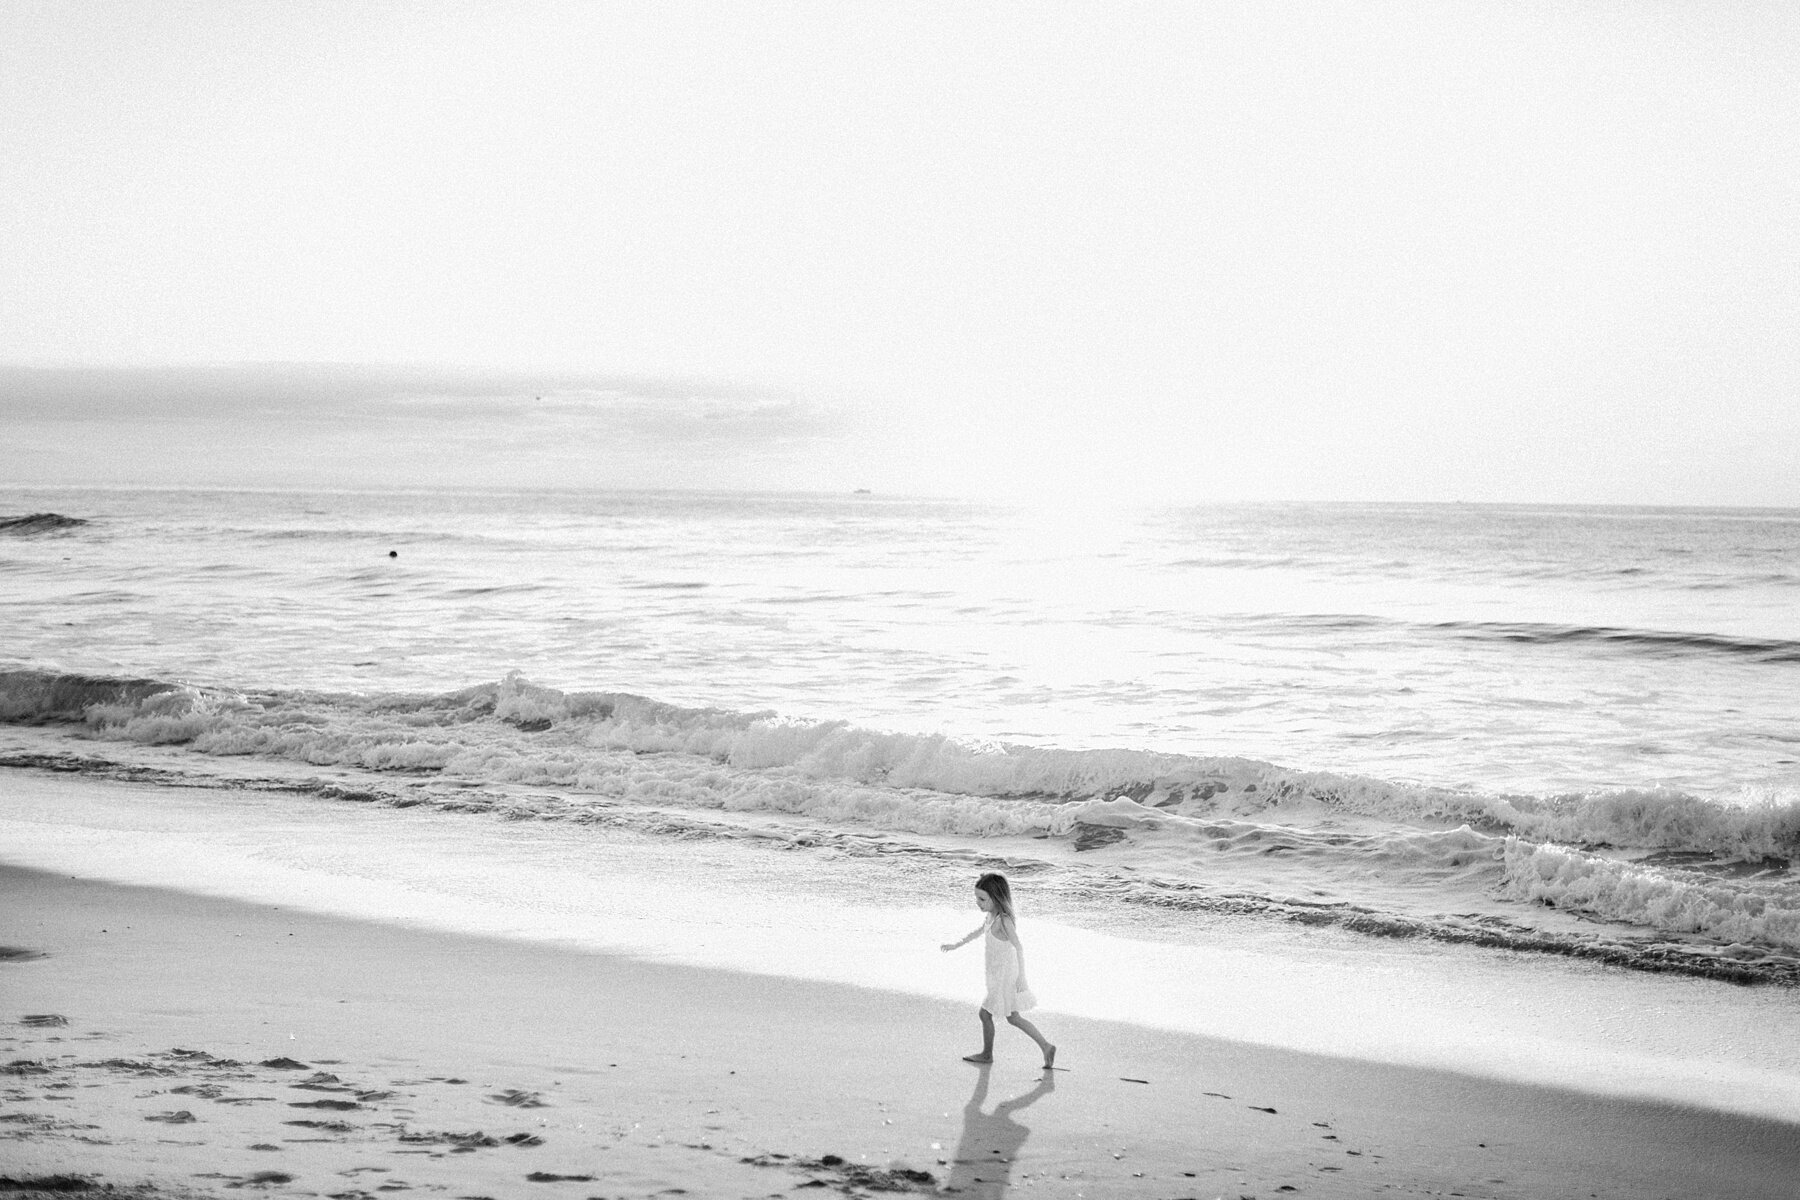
[975,872,1015,921]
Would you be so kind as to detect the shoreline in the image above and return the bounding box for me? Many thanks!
[5,864,1799,1198]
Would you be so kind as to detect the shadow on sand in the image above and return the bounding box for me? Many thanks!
[942,1067,1055,1197]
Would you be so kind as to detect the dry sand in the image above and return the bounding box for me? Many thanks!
[4,865,1798,1198]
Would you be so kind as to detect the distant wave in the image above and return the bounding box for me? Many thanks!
[5,666,1800,965]
[1432,621,1800,664]
[0,512,88,535]
[1165,550,1800,591]
[1166,555,1309,571]
[1261,614,1800,665]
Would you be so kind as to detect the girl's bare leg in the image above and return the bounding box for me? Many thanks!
[962,1009,997,1062]
[1006,1012,1057,1068]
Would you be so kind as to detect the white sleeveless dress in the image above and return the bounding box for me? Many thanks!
[981,914,1037,1015]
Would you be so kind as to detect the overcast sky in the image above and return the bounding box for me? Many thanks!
[3,2,1797,504]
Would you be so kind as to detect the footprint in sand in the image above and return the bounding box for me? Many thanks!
[486,1089,548,1108]
[167,1048,239,1065]
[292,1072,351,1091]
[396,1130,501,1150]
[225,1171,295,1188]
[86,1058,172,1076]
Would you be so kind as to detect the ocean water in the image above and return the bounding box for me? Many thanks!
[4,486,1800,981]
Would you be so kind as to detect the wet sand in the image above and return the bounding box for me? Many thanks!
[3,865,1797,1198]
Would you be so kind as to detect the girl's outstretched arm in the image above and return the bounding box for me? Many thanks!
[940,920,987,953]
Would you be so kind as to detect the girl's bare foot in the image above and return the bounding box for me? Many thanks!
[962,1053,993,1064]
[1042,1044,1057,1070]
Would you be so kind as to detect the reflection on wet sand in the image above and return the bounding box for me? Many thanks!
[943,1067,1055,1197]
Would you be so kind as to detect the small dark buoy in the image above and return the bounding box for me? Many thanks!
[388,550,398,558]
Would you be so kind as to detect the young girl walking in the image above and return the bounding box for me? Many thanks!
[940,872,1057,1069]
